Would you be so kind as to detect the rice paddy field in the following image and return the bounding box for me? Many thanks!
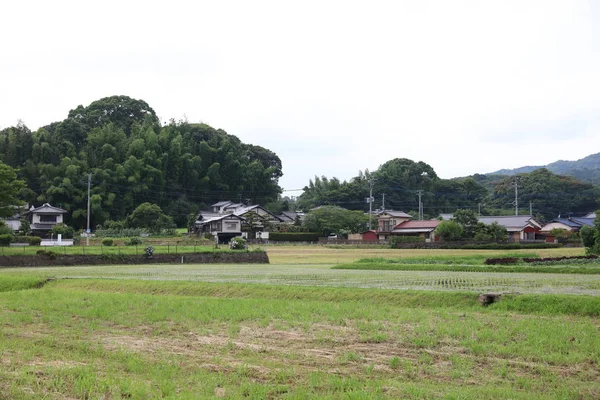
[1,245,599,399]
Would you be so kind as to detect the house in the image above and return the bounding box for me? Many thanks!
[540,216,595,233]
[25,203,68,237]
[194,201,284,241]
[391,220,441,242]
[477,215,542,241]
[277,211,305,224]
[584,212,596,219]
[195,214,245,242]
[376,210,412,240]
[348,230,378,242]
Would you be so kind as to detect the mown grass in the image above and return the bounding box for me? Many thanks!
[1,279,599,399]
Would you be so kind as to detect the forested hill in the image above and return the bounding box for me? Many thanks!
[489,153,600,183]
[297,159,600,221]
[0,95,283,228]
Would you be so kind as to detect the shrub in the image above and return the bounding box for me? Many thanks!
[204,232,215,240]
[51,223,74,239]
[0,234,13,246]
[125,237,142,246]
[269,232,320,242]
[0,222,14,236]
[229,237,247,250]
[13,236,41,245]
[389,236,422,248]
[94,228,146,238]
[102,238,114,247]
[435,221,464,241]
[580,225,595,248]
[145,246,154,258]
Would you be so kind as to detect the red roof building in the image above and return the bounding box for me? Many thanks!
[391,220,441,242]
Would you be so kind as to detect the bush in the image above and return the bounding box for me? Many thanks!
[0,234,13,246]
[0,222,14,236]
[435,221,464,241]
[102,238,114,247]
[229,237,247,250]
[269,232,320,242]
[13,236,41,245]
[125,237,142,246]
[580,225,595,248]
[389,236,422,248]
[204,232,215,240]
[51,223,74,239]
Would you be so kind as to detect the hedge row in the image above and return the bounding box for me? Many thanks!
[13,236,42,245]
[269,232,320,242]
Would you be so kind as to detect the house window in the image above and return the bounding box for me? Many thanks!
[39,215,57,223]
[225,222,238,230]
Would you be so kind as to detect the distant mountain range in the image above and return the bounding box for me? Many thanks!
[487,153,600,184]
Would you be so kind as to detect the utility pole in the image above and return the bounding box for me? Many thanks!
[382,193,385,211]
[417,190,423,220]
[86,172,92,246]
[478,203,481,216]
[513,177,519,216]
[367,179,374,230]
[529,201,532,216]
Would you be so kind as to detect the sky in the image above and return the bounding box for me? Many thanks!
[1,0,599,195]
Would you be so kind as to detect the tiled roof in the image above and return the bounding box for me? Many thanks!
[377,210,412,218]
[569,217,595,227]
[29,203,67,214]
[477,216,541,229]
[394,220,441,229]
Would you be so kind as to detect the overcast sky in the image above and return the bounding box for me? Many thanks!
[1,0,599,194]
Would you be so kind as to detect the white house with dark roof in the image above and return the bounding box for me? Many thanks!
[477,215,542,241]
[26,203,68,236]
[195,201,284,241]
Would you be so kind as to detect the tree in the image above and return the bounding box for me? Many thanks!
[126,202,175,233]
[302,206,369,236]
[0,162,25,218]
[580,225,595,248]
[452,209,479,238]
[485,222,508,241]
[51,223,74,239]
[435,221,464,241]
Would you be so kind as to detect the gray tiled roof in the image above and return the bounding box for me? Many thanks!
[477,215,541,229]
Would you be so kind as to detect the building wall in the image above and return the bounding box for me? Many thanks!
[32,214,63,224]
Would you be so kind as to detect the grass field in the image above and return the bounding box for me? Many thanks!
[1,246,599,399]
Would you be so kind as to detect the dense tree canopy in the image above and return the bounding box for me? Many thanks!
[0,162,25,218]
[0,96,283,229]
[297,161,600,221]
[302,206,369,236]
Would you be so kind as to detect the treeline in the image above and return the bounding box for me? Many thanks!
[0,96,282,229]
[297,158,600,221]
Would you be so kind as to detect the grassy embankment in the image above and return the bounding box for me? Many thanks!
[333,254,600,275]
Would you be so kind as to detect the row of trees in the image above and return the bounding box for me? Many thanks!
[297,159,600,221]
[0,96,283,230]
